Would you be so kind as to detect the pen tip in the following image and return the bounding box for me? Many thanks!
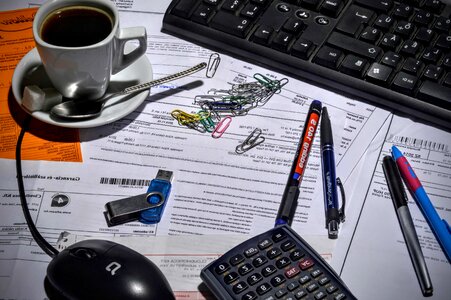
[391,145,403,160]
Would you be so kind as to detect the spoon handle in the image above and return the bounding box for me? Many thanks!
[122,62,207,94]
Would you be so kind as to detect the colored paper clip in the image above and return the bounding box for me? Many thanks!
[211,116,232,138]
[206,53,221,78]
[198,110,216,132]
[171,109,200,125]
[235,128,265,154]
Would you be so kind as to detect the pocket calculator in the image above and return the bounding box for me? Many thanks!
[200,225,356,300]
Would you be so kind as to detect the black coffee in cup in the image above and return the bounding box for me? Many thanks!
[40,6,113,47]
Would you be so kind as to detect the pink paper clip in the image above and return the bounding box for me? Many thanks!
[211,116,232,139]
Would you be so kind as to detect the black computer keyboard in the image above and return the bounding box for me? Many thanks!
[162,0,451,130]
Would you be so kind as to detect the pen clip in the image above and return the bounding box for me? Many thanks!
[337,177,346,223]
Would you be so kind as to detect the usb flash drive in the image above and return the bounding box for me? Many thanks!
[139,170,173,224]
[104,169,173,226]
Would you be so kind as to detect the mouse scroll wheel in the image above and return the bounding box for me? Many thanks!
[71,248,97,259]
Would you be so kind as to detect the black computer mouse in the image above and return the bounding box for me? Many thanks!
[44,239,176,300]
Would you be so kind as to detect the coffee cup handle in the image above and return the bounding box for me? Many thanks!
[112,27,147,74]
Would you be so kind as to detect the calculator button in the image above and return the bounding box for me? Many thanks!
[275,257,290,268]
[290,249,305,261]
[252,255,268,267]
[242,291,258,300]
[314,290,327,299]
[299,258,315,270]
[275,288,287,298]
[280,239,296,251]
[306,282,319,292]
[214,262,230,274]
[287,281,300,291]
[239,263,254,275]
[294,289,308,299]
[224,272,239,284]
[232,281,249,294]
[267,247,282,259]
[247,272,263,285]
[335,292,347,300]
[318,276,330,285]
[272,230,286,242]
[262,265,277,277]
[299,274,311,284]
[230,254,245,265]
[256,282,272,295]
[244,246,259,257]
[270,274,286,286]
[327,284,338,293]
[285,266,301,278]
[258,238,273,249]
[311,269,322,278]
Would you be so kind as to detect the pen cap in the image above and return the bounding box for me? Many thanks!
[382,156,408,209]
[320,107,333,146]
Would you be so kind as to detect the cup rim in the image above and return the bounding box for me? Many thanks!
[33,0,119,50]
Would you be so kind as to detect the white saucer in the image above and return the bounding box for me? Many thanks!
[12,47,152,128]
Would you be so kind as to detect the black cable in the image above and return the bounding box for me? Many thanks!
[15,117,59,258]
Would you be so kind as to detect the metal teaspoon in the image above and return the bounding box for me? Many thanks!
[50,62,207,120]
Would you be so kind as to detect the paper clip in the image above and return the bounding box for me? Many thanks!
[198,110,216,132]
[235,128,265,154]
[171,109,200,125]
[206,53,221,78]
[211,116,232,138]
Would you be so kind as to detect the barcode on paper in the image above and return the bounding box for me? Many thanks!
[99,177,151,186]
[392,135,449,152]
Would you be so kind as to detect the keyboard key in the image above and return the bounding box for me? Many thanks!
[393,21,415,38]
[374,14,394,30]
[355,0,393,13]
[320,0,344,18]
[270,274,286,287]
[289,249,305,261]
[340,55,368,78]
[272,31,294,52]
[291,38,315,60]
[285,266,301,278]
[434,16,451,32]
[252,25,274,45]
[231,254,245,265]
[253,255,268,267]
[313,46,344,69]
[418,81,451,108]
[381,51,402,68]
[393,3,413,19]
[366,62,393,85]
[422,47,442,64]
[422,65,443,81]
[210,11,252,38]
[191,5,215,24]
[280,239,296,251]
[327,32,382,61]
[171,0,199,18]
[240,3,261,18]
[244,246,259,257]
[391,72,418,95]
[400,40,421,57]
[415,27,435,43]
[336,5,374,37]
[275,257,291,268]
[258,238,273,250]
[436,34,451,50]
[222,0,245,12]
[299,257,315,270]
[443,73,451,87]
[267,247,282,259]
[283,18,304,34]
[402,57,424,75]
[380,33,402,51]
[359,26,381,44]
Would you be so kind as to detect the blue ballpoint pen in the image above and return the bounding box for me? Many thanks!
[320,107,345,239]
[392,145,451,263]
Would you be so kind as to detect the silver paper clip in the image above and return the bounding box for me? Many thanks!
[206,53,221,78]
[235,128,265,154]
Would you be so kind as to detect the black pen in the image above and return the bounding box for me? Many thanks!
[382,156,433,297]
[320,107,345,239]
[275,100,322,226]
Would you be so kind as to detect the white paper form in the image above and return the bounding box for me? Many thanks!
[339,115,451,300]
[0,1,390,299]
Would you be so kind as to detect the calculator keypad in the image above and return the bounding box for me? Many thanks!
[201,225,356,300]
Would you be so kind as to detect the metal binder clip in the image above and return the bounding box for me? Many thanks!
[104,170,173,226]
[235,128,265,154]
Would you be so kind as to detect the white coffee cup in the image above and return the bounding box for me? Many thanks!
[33,0,147,100]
